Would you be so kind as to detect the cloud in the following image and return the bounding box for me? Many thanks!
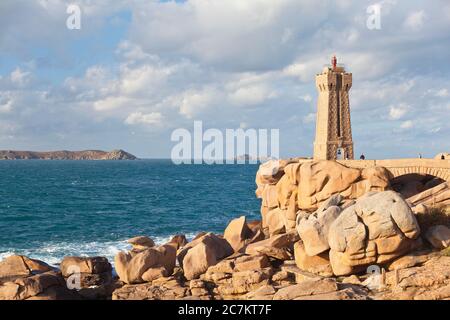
[10,68,31,86]
[389,104,409,120]
[1,1,450,158]
[178,89,217,119]
[228,84,277,106]
[400,120,414,129]
[436,89,449,97]
[125,112,163,125]
[404,10,426,31]
[93,96,131,111]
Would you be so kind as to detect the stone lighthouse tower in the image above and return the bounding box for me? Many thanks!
[313,56,354,160]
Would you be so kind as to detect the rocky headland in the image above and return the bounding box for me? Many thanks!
[1,159,449,300]
[0,149,137,160]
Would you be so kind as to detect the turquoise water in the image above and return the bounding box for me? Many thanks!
[0,160,260,264]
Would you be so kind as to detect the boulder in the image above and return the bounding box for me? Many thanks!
[141,267,168,282]
[114,252,132,284]
[245,231,299,260]
[247,220,262,234]
[255,160,286,186]
[293,241,333,277]
[297,161,361,211]
[296,161,390,211]
[234,255,270,272]
[425,225,450,249]
[283,190,299,231]
[328,191,421,275]
[127,236,155,251]
[296,205,341,256]
[276,170,297,209]
[387,250,431,271]
[265,208,286,236]
[169,234,188,249]
[112,282,190,300]
[180,233,233,280]
[0,271,79,300]
[262,185,279,209]
[60,256,113,298]
[114,244,177,284]
[273,278,338,300]
[246,284,276,300]
[0,255,52,281]
[223,216,253,252]
[60,256,111,277]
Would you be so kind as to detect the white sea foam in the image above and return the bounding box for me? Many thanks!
[0,233,199,267]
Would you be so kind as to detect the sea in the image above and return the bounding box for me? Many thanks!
[0,160,260,265]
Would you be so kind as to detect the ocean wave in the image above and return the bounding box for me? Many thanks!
[0,233,199,267]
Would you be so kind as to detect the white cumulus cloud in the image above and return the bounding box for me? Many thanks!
[125,112,163,125]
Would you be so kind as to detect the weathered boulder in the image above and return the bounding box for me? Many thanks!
[261,185,279,209]
[387,250,431,271]
[245,231,299,260]
[0,271,79,300]
[297,161,360,211]
[169,234,188,249]
[180,233,233,280]
[280,190,299,232]
[296,204,341,256]
[217,268,273,297]
[425,225,450,249]
[59,256,113,299]
[234,255,270,272]
[0,255,52,282]
[293,241,333,277]
[112,281,190,300]
[223,216,253,252]
[265,208,286,236]
[246,284,276,300]
[60,256,111,277]
[328,191,421,275]
[141,267,168,282]
[296,161,391,211]
[255,159,288,187]
[273,278,338,300]
[127,236,155,252]
[114,244,177,284]
[276,162,301,209]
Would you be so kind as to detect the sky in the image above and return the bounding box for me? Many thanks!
[0,0,450,159]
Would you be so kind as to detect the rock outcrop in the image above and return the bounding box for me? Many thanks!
[0,255,79,300]
[60,256,113,299]
[115,243,177,284]
[256,160,392,236]
[328,191,421,275]
[177,233,234,280]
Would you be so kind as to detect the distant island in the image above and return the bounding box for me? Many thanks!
[0,149,137,160]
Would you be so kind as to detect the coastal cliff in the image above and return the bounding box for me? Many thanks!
[0,159,449,301]
[0,149,137,160]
